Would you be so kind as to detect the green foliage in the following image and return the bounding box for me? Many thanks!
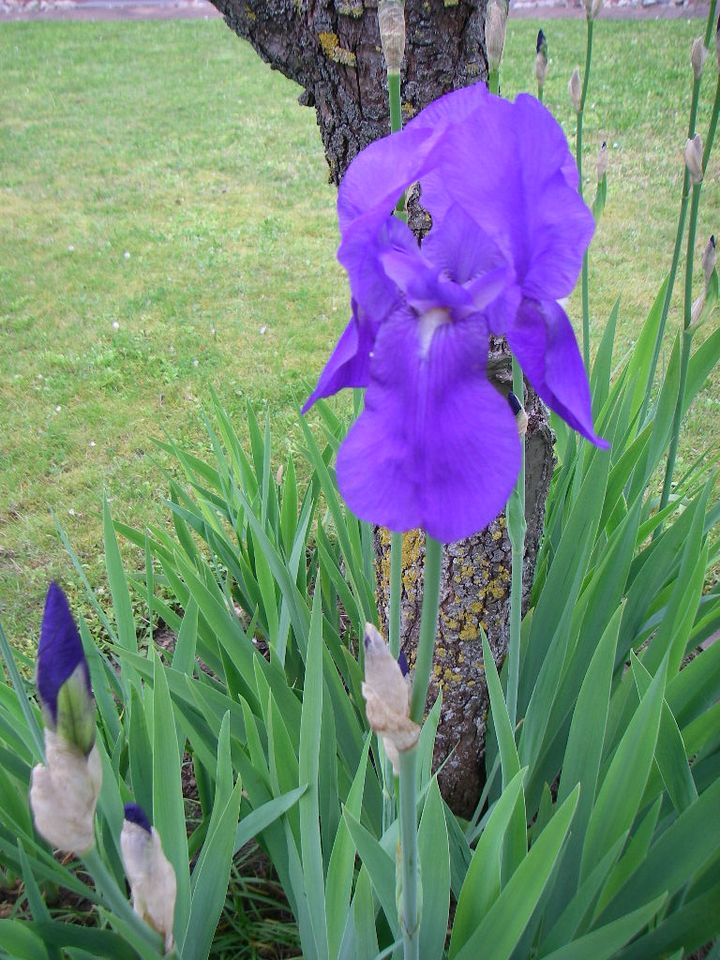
[0,11,719,960]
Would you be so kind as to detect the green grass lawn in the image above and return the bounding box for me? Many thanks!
[1,17,718,652]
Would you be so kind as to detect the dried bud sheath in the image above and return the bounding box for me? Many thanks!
[597,141,608,181]
[485,1,507,74]
[378,0,405,75]
[685,134,704,184]
[535,29,548,89]
[703,235,717,288]
[569,67,582,113]
[691,37,708,80]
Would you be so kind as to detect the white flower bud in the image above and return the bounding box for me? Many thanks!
[485,1,507,74]
[30,731,102,855]
[378,0,405,75]
[685,134,704,184]
[691,37,708,79]
[597,140,608,181]
[584,0,602,19]
[121,808,177,954]
[569,67,582,113]
[361,624,420,773]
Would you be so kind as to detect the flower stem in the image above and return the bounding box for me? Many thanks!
[383,531,404,831]
[488,67,500,96]
[398,746,419,960]
[389,532,403,659]
[506,359,526,729]
[83,846,162,951]
[658,71,720,514]
[409,536,443,725]
[576,17,594,371]
[388,71,402,134]
[642,0,717,425]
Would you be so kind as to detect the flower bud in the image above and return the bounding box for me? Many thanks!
[507,391,528,437]
[597,140,608,181]
[691,37,708,79]
[685,134,704,184]
[584,0,602,19]
[378,0,405,75]
[690,292,706,329]
[569,67,582,113]
[37,582,96,755]
[485,1,507,74]
[361,623,420,773]
[703,235,716,289]
[535,30,548,89]
[121,804,177,954]
[30,732,102,854]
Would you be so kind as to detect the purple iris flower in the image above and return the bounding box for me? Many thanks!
[37,582,91,726]
[304,83,606,543]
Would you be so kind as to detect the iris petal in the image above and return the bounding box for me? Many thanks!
[302,310,373,413]
[507,298,608,447]
[336,310,521,542]
[37,583,91,724]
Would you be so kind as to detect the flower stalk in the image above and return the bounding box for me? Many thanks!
[398,747,420,960]
[506,368,527,729]
[408,536,443,725]
[642,0,718,426]
[573,15,596,371]
[659,66,720,514]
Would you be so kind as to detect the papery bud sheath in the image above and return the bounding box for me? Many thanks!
[378,0,405,75]
[685,134,704,184]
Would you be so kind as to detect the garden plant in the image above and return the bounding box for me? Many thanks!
[1,2,720,959]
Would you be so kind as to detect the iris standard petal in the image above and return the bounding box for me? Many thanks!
[507,298,608,447]
[37,583,91,724]
[336,309,521,543]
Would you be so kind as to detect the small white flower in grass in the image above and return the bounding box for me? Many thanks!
[123,251,131,260]
[260,325,268,335]
[361,623,420,774]
[112,321,120,331]
[54,405,62,413]
[67,245,75,253]
[121,804,177,954]
[192,359,199,368]
[30,583,101,856]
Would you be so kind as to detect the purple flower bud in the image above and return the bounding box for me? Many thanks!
[507,391,523,416]
[37,583,91,726]
[398,649,409,677]
[536,29,546,56]
[124,803,153,833]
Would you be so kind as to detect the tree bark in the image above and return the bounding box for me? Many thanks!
[208,0,556,816]
[208,0,488,183]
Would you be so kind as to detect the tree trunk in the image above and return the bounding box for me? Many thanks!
[209,0,556,816]
[208,0,489,183]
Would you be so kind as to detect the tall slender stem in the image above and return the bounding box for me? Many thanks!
[389,533,403,658]
[506,360,526,729]
[398,747,419,960]
[388,72,402,134]
[409,536,443,724]
[642,0,718,424]
[576,18,595,371]
[658,70,720,513]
